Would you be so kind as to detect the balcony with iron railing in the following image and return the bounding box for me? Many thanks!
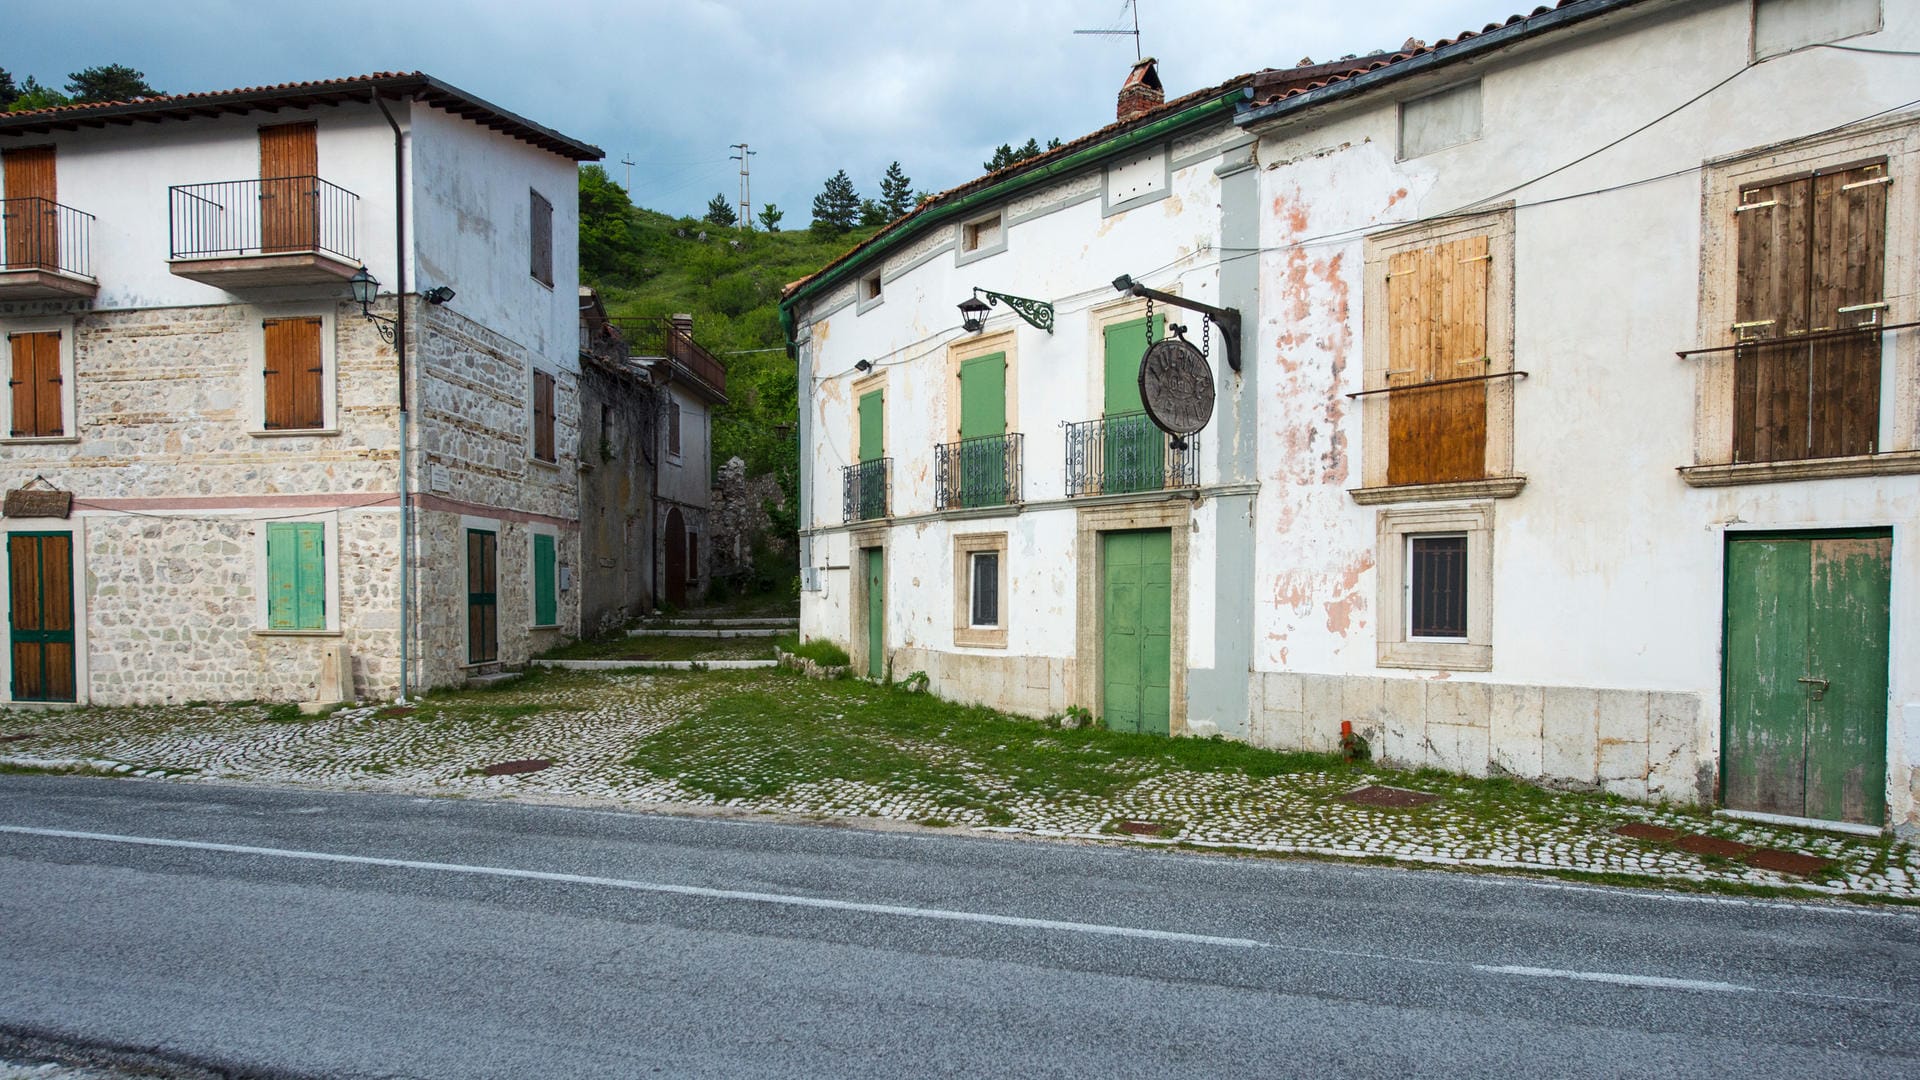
[609,316,728,401]
[935,432,1023,511]
[1063,412,1199,497]
[843,458,891,523]
[167,176,359,288]
[0,197,97,300]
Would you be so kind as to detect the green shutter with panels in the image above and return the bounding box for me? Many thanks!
[533,533,557,627]
[267,522,326,630]
[1102,314,1165,494]
[957,353,1008,506]
[858,389,885,462]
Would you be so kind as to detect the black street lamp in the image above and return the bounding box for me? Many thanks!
[350,266,398,344]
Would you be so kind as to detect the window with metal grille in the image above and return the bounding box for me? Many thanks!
[1408,533,1468,639]
[529,189,553,287]
[970,551,1000,628]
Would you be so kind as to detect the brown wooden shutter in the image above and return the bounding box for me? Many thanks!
[533,370,555,461]
[1808,162,1887,458]
[9,333,34,437]
[1386,234,1489,485]
[530,190,554,286]
[1732,176,1813,463]
[263,317,324,430]
[3,146,57,270]
[259,123,318,253]
[8,331,61,438]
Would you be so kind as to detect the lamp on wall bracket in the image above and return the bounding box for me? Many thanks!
[1110,273,1242,372]
[853,359,873,373]
[349,266,398,345]
[958,287,1054,335]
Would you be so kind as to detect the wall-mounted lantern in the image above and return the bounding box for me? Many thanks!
[957,287,1054,335]
[349,266,398,344]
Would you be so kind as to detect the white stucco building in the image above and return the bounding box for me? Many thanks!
[784,0,1920,832]
[0,72,602,704]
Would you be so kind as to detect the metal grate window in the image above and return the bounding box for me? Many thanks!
[970,552,1000,628]
[1408,534,1468,639]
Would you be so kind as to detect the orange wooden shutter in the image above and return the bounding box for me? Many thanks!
[1386,235,1488,485]
[9,334,34,437]
[259,123,318,253]
[1732,176,1813,463]
[3,146,57,269]
[8,331,61,438]
[1808,162,1887,458]
[263,317,323,429]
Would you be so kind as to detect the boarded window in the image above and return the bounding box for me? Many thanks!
[1754,0,1881,60]
[970,551,1000,627]
[1408,534,1467,639]
[1399,82,1481,159]
[963,214,1001,252]
[262,317,325,430]
[8,331,63,438]
[532,369,556,462]
[266,522,326,631]
[1732,161,1887,463]
[530,189,554,286]
[667,399,682,458]
[531,532,557,627]
[1385,234,1490,485]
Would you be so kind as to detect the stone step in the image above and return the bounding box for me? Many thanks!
[464,671,525,689]
[629,627,786,639]
[647,616,798,628]
[533,659,777,672]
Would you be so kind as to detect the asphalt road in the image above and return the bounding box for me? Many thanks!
[1,776,1916,1079]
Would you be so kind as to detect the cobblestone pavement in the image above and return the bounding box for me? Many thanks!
[3,669,1914,902]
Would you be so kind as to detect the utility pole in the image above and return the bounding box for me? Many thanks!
[619,154,635,193]
[730,143,756,229]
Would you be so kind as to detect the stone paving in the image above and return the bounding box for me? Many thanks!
[3,668,1915,902]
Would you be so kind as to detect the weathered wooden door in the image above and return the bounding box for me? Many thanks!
[466,529,498,665]
[8,532,75,702]
[2,145,57,270]
[957,352,1007,506]
[259,123,318,253]
[1723,533,1890,825]
[1101,529,1172,735]
[864,547,885,679]
[663,507,687,607]
[1102,315,1164,494]
[1386,234,1489,485]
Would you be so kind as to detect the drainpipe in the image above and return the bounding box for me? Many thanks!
[373,91,411,701]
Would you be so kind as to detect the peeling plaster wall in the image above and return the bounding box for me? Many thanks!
[1246,0,1920,820]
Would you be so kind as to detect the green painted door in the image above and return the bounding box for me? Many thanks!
[864,547,885,679]
[1101,529,1172,735]
[1724,533,1890,825]
[957,352,1007,506]
[8,532,75,703]
[1103,315,1165,494]
[857,389,885,519]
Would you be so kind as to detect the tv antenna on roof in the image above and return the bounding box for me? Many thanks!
[1074,0,1143,62]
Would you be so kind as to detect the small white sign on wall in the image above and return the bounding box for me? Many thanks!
[430,463,451,493]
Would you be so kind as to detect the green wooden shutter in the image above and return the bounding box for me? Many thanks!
[267,522,325,630]
[1102,315,1161,415]
[533,533,557,626]
[858,389,884,462]
[1102,315,1164,493]
[958,354,1006,439]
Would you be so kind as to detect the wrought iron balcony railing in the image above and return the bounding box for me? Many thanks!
[935,432,1023,510]
[1063,412,1199,497]
[168,176,358,261]
[843,458,891,522]
[0,197,94,279]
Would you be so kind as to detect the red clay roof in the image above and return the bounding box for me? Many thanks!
[0,72,602,161]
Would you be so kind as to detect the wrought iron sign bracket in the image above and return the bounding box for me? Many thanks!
[975,289,1054,334]
[1111,274,1242,372]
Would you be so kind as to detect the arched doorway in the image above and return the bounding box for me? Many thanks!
[663,507,687,607]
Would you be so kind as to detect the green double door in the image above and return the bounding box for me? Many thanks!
[1102,314,1165,494]
[1101,529,1171,735]
[1723,532,1891,826]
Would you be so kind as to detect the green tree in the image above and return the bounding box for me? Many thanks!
[757,203,783,232]
[704,193,739,227]
[878,161,914,218]
[857,198,889,228]
[810,169,859,235]
[982,137,1061,173]
[0,69,17,110]
[577,164,639,284]
[7,76,70,112]
[65,64,159,103]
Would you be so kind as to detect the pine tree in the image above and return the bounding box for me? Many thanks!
[858,198,889,228]
[0,69,17,110]
[65,64,159,103]
[7,76,70,112]
[703,193,739,227]
[982,138,1062,173]
[878,161,914,219]
[810,170,860,235]
[757,203,783,233]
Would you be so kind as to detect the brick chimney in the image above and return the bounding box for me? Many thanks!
[1117,57,1164,121]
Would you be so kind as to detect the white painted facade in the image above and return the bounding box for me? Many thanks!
[791,0,1920,830]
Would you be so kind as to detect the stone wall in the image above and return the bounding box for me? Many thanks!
[706,455,786,583]
[575,353,656,635]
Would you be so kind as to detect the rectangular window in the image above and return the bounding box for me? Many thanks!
[863,273,882,301]
[1754,0,1880,61]
[531,532,557,627]
[1399,82,1482,160]
[1407,534,1468,639]
[530,189,554,287]
[532,369,556,462]
[1731,162,1887,463]
[266,522,326,631]
[8,331,63,438]
[262,317,325,430]
[963,214,1001,253]
[970,551,1000,627]
[666,399,682,458]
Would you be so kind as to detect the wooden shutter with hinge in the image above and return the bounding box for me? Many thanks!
[9,331,63,438]
[1809,162,1886,458]
[267,522,326,631]
[3,146,57,270]
[530,190,554,286]
[262,317,325,430]
[259,123,318,253]
[1386,234,1489,486]
[533,370,555,461]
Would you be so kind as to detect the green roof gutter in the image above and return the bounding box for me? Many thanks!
[780,84,1251,351]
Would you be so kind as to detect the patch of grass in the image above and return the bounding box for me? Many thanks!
[772,634,850,668]
[540,632,775,662]
[256,703,308,724]
[0,761,121,778]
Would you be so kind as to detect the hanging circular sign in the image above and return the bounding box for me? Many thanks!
[1138,337,1215,438]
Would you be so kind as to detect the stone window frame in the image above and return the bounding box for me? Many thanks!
[1073,500,1191,734]
[856,271,884,315]
[1353,206,1520,503]
[1683,112,1920,487]
[954,209,1008,267]
[1375,502,1493,671]
[847,524,888,679]
[1,316,78,445]
[245,305,339,438]
[250,512,342,636]
[460,513,503,668]
[944,328,1018,447]
[952,531,1008,650]
[526,520,561,630]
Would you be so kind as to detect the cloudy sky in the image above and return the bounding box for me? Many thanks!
[9,0,1503,220]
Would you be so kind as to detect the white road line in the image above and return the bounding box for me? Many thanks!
[1475,964,1755,994]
